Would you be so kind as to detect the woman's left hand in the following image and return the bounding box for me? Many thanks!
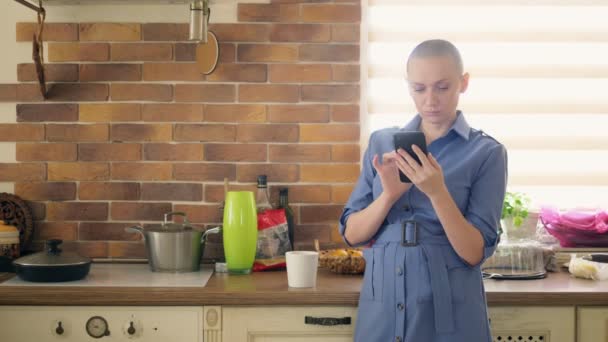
[395,145,447,199]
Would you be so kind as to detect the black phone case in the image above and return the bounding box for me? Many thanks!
[393,131,428,183]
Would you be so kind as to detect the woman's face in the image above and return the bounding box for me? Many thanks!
[406,55,469,125]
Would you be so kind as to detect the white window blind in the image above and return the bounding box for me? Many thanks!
[366,0,608,209]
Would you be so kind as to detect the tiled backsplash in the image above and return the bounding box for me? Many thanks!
[0,0,361,259]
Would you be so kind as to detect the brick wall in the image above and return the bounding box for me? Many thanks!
[0,0,360,259]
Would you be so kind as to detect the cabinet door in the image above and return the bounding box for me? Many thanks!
[222,306,357,342]
[488,306,575,342]
[578,307,608,342]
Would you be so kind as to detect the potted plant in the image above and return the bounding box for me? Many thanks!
[500,192,538,242]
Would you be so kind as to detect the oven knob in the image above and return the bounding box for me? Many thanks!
[128,322,136,335]
[86,316,110,338]
[52,319,70,337]
[123,320,142,338]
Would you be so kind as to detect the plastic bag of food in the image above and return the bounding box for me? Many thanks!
[252,208,292,272]
[568,255,608,280]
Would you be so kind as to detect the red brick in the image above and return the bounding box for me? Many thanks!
[0,163,46,181]
[48,202,108,221]
[17,63,78,82]
[80,64,141,81]
[79,182,140,200]
[300,124,359,142]
[175,43,236,62]
[111,124,172,142]
[238,3,299,22]
[111,163,172,181]
[301,164,359,182]
[142,23,188,41]
[205,104,266,123]
[269,144,330,162]
[45,84,109,102]
[48,162,109,181]
[205,144,266,162]
[144,143,204,161]
[270,184,332,204]
[173,163,236,181]
[0,124,44,141]
[332,104,359,122]
[332,64,360,82]
[301,4,361,23]
[237,163,299,183]
[111,84,172,102]
[80,222,142,241]
[301,85,360,102]
[332,144,360,162]
[78,143,141,161]
[173,204,222,224]
[111,43,173,61]
[46,124,109,142]
[332,24,360,42]
[142,63,205,81]
[17,143,77,161]
[16,23,77,42]
[142,104,203,122]
[17,104,78,122]
[141,183,202,201]
[34,222,78,241]
[269,64,331,83]
[174,84,235,103]
[15,84,44,102]
[80,23,141,41]
[332,184,355,204]
[239,84,299,103]
[270,24,330,42]
[236,124,298,142]
[54,241,109,258]
[268,105,329,123]
[111,202,172,221]
[174,124,236,142]
[294,225,331,247]
[301,205,344,223]
[26,201,46,221]
[48,43,109,62]
[299,44,359,62]
[210,24,270,42]
[238,44,298,62]
[108,242,145,258]
[206,64,267,82]
[15,182,76,201]
[0,84,16,102]
[80,104,141,122]
[204,184,257,203]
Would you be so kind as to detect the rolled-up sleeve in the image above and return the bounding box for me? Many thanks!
[339,133,377,246]
[464,144,508,267]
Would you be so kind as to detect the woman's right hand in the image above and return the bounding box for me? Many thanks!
[372,152,413,203]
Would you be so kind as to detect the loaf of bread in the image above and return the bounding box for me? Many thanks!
[319,248,365,274]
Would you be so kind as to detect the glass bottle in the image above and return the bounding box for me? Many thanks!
[255,175,273,213]
[278,188,295,250]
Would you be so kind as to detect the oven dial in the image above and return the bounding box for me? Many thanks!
[123,319,142,338]
[51,319,70,337]
[86,316,110,338]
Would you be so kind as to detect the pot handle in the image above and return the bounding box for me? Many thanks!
[201,227,221,243]
[164,211,189,225]
[125,226,145,239]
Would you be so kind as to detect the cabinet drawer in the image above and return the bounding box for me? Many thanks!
[488,306,574,342]
[222,306,357,342]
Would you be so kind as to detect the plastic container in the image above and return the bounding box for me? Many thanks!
[481,241,547,279]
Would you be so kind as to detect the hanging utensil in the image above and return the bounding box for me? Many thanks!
[15,0,47,98]
[190,0,219,75]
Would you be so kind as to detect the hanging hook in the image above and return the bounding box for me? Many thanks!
[14,0,45,14]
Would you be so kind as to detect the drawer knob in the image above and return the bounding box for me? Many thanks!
[304,316,351,326]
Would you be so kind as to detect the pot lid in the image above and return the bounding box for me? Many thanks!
[144,211,199,233]
[13,239,91,267]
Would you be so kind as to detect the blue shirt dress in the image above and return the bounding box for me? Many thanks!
[339,112,507,342]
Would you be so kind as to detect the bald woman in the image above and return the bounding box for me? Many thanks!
[340,39,507,341]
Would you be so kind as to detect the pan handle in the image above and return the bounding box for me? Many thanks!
[125,226,145,239]
[201,227,221,243]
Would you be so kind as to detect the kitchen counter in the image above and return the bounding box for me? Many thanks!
[2,267,608,306]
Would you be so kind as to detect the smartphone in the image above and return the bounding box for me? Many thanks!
[393,131,428,183]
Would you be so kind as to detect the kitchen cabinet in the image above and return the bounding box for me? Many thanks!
[578,307,608,342]
[488,306,575,342]
[221,306,357,341]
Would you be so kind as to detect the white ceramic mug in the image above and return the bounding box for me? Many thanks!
[286,251,319,288]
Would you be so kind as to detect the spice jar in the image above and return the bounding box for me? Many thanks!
[0,223,20,259]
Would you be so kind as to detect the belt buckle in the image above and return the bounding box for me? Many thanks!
[401,220,418,247]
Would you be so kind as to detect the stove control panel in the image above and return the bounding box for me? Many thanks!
[0,306,203,342]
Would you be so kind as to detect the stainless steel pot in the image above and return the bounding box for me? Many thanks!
[126,212,220,273]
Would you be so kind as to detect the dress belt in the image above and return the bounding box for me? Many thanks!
[374,222,455,334]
